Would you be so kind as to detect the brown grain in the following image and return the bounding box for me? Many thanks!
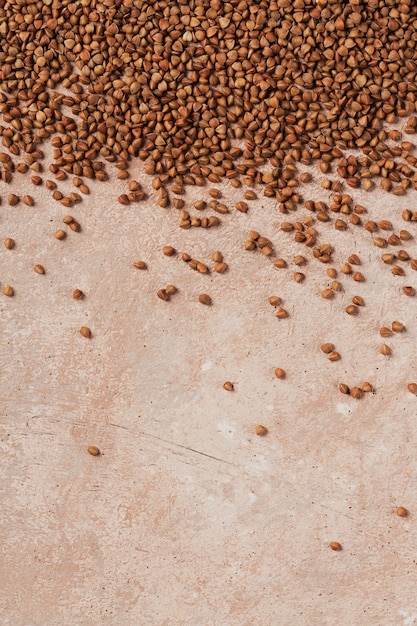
[396,507,408,517]
[398,250,410,262]
[4,238,15,250]
[345,305,358,316]
[215,262,228,274]
[8,194,19,206]
[392,321,405,333]
[275,308,288,319]
[157,289,169,302]
[273,259,287,269]
[381,254,396,265]
[380,327,393,338]
[321,343,335,354]
[22,195,34,206]
[162,246,175,257]
[269,296,281,307]
[380,344,391,356]
[197,263,208,274]
[198,294,212,306]
[348,255,360,265]
[245,240,257,251]
[400,230,412,241]
[321,288,333,300]
[373,237,387,249]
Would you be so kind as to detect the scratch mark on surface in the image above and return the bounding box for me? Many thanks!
[331,434,373,448]
[317,502,359,523]
[140,431,235,466]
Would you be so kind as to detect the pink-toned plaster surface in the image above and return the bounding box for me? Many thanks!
[1,144,417,625]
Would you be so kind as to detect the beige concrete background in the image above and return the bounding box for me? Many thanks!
[1,142,417,625]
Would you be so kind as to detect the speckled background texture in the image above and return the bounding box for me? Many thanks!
[1,148,417,625]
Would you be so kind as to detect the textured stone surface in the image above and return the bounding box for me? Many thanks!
[1,156,417,625]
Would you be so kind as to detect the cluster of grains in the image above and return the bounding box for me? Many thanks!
[0,0,416,196]
[1,0,417,551]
